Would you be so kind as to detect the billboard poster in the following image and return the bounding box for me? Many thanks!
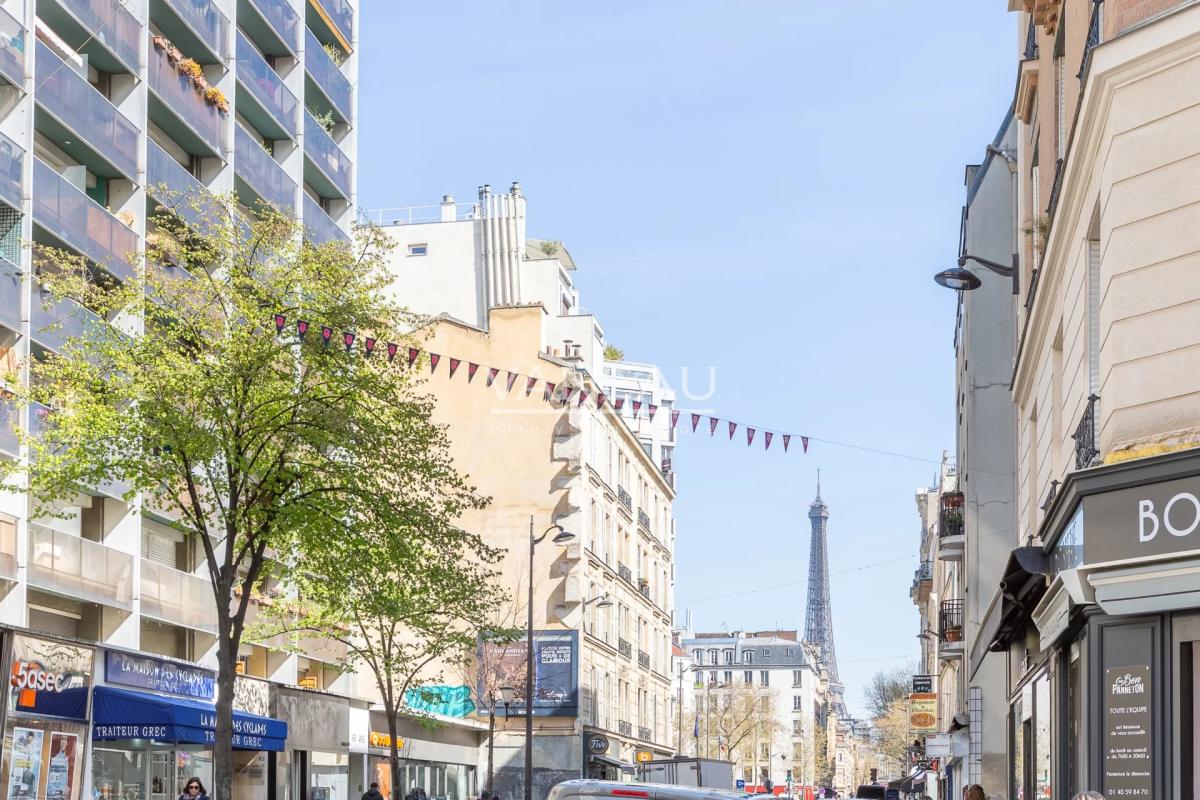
[478,630,578,717]
[44,734,76,800]
[6,728,42,800]
[8,636,93,720]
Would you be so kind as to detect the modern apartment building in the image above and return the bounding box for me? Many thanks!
[954,2,1200,798]
[600,360,677,489]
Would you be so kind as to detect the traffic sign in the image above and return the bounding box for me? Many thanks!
[735,780,745,790]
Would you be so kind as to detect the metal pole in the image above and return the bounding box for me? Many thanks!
[676,664,683,755]
[525,516,535,800]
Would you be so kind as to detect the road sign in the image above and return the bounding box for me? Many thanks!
[735,780,745,790]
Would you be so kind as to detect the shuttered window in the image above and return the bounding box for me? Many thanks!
[141,523,181,568]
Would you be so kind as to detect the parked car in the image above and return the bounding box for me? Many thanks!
[851,786,886,800]
[549,779,753,800]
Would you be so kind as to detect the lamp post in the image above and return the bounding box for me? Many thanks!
[520,517,575,800]
[933,253,1018,293]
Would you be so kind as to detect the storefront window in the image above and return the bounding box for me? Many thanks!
[1011,696,1025,800]
[1035,675,1051,799]
[91,744,213,800]
[309,752,348,800]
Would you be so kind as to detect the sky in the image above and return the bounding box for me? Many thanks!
[356,2,1016,718]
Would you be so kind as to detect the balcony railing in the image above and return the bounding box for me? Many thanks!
[617,486,632,511]
[1078,0,1103,83]
[140,558,218,633]
[27,524,134,610]
[0,257,19,333]
[32,159,138,282]
[54,0,140,74]
[916,560,933,582]
[0,5,25,88]
[304,111,352,199]
[147,139,221,237]
[638,650,650,668]
[304,27,352,123]
[938,492,964,539]
[246,0,299,54]
[618,638,632,659]
[234,124,296,211]
[302,193,349,246]
[1072,394,1100,470]
[1023,14,1039,60]
[0,129,23,211]
[237,31,299,138]
[637,508,651,531]
[31,291,103,355]
[617,562,632,583]
[312,0,354,48]
[148,35,227,156]
[638,583,651,600]
[161,0,229,62]
[618,720,632,737]
[939,599,964,644]
[35,42,139,179]
[638,726,652,743]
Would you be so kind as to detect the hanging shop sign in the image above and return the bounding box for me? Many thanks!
[911,675,934,694]
[635,750,654,763]
[369,731,404,750]
[587,733,610,754]
[8,635,93,720]
[908,693,937,733]
[1103,665,1152,799]
[105,651,215,700]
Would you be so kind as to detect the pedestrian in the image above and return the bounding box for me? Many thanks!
[178,779,208,800]
[362,783,385,800]
[965,786,985,800]
[1072,794,1105,800]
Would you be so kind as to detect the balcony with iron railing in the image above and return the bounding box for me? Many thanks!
[32,159,138,282]
[1072,394,1099,470]
[141,559,218,633]
[618,638,632,659]
[237,31,299,140]
[27,524,134,610]
[157,0,230,63]
[617,486,632,511]
[1078,0,1103,84]
[637,508,651,531]
[309,0,354,52]
[638,726,652,743]
[148,34,227,158]
[937,491,965,562]
[303,111,352,200]
[235,124,297,211]
[243,0,300,56]
[304,27,352,124]
[41,0,140,75]
[938,599,964,659]
[303,193,349,246]
[617,562,632,583]
[0,5,24,89]
[618,720,632,737]
[34,41,140,180]
[638,650,650,669]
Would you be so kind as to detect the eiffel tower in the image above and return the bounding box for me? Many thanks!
[804,474,839,686]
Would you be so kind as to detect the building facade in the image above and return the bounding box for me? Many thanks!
[0,1,367,800]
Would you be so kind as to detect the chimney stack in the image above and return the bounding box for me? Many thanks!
[440,195,456,222]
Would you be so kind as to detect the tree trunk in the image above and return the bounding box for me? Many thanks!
[387,705,402,800]
[486,709,495,793]
[213,628,236,800]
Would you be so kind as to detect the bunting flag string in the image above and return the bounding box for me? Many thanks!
[267,312,819,458]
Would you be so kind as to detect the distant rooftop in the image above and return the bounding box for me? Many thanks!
[526,238,576,270]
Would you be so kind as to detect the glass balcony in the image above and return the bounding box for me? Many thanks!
[303,112,351,200]
[304,27,351,123]
[41,0,140,75]
[234,124,296,211]
[140,558,217,633]
[0,399,18,459]
[31,291,103,355]
[244,0,299,56]
[0,129,23,211]
[0,5,25,89]
[236,31,298,140]
[28,524,135,611]
[34,42,139,180]
[148,34,227,158]
[146,139,220,236]
[310,0,353,50]
[0,257,19,334]
[156,0,229,63]
[32,159,138,282]
[302,193,348,246]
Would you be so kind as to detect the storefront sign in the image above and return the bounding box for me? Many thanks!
[1085,475,1200,563]
[587,733,610,754]
[8,636,92,720]
[369,731,404,749]
[105,652,215,700]
[911,675,934,694]
[1104,665,1152,799]
[635,750,653,763]
[908,693,937,732]
[349,707,369,754]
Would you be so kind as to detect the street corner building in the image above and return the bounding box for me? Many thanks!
[924,2,1200,799]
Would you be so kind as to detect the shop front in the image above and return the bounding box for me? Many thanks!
[272,687,351,800]
[0,634,94,800]
[980,449,1200,800]
[90,650,286,800]
[365,711,480,800]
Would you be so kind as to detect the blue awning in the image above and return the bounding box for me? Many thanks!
[92,686,287,751]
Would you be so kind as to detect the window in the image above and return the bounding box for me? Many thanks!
[760,671,770,686]
[724,671,733,684]
[709,649,718,666]
[793,720,803,734]
[693,649,703,662]
[793,695,803,710]
[743,651,753,665]
[761,649,771,661]
[793,670,803,687]
[744,671,753,684]
[786,648,795,657]
[760,744,769,759]
[709,671,718,684]
[724,650,734,665]
[407,243,428,256]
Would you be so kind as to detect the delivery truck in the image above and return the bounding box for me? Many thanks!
[637,758,736,790]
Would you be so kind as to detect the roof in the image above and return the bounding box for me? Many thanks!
[525,238,577,270]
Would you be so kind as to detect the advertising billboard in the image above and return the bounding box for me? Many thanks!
[478,630,578,717]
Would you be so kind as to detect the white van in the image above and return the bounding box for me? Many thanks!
[547,779,753,800]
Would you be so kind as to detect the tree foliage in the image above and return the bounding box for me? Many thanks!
[694,682,782,769]
[872,699,910,775]
[864,663,916,720]
[3,189,468,800]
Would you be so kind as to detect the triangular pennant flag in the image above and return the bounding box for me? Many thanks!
[562,387,575,404]
[468,363,479,382]
[526,377,537,396]
[632,400,642,418]
[429,353,441,373]
[709,417,719,436]
[578,391,588,407]
[297,320,309,340]
[544,382,556,402]
[648,404,658,421]
[783,434,791,452]
[728,421,737,440]
[596,392,606,408]
[386,342,399,363]
[321,326,333,346]
[746,428,756,446]
[505,372,518,392]
[802,436,810,453]
[764,432,773,450]
[691,413,700,432]
[274,313,286,334]
[364,337,377,358]
[343,332,355,352]
[671,410,680,430]
[407,347,419,368]
[487,368,499,387]
[448,358,461,378]
[614,398,625,411]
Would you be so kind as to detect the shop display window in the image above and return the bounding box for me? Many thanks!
[91,746,211,800]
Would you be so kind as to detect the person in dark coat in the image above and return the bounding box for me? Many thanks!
[362,784,385,800]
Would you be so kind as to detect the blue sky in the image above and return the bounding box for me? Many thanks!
[357,2,1016,717]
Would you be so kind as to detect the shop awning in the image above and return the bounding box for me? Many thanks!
[986,546,1054,653]
[590,754,636,774]
[92,686,287,751]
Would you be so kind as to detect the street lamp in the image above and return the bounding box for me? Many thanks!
[933,253,1017,292]
[521,517,575,800]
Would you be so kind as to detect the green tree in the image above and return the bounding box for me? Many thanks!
[6,194,469,800]
[872,700,910,778]
[603,345,624,361]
